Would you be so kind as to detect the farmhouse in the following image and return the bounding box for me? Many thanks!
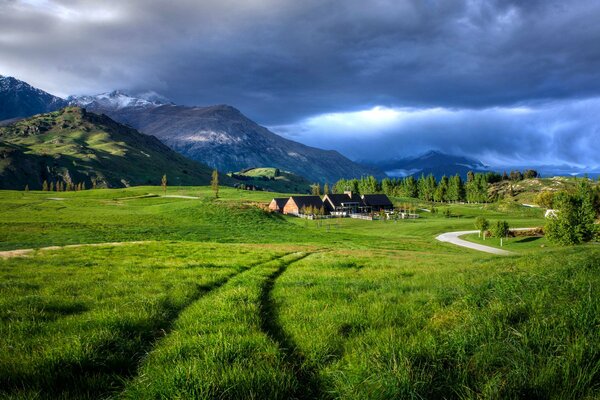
[283,196,325,215]
[322,191,363,215]
[361,194,394,212]
[268,197,288,213]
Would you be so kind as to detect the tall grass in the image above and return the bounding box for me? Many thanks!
[273,247,600,399]
[0,242,286,399]
[121,252,314,399]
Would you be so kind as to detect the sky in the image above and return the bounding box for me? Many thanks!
[1,0,599,169]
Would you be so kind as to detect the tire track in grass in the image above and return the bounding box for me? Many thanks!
[1,251,293,400]
[259,252,330,400]
[120,251,315,400]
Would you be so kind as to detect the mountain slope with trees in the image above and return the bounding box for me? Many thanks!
[0,107,223,190]
[69,93,385,183]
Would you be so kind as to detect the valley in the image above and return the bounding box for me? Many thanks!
[1,185,598,399]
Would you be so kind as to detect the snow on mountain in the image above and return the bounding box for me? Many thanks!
[0,75,67,121]
[68,90,167,111]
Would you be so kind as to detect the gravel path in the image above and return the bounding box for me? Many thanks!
[436,230,515,255]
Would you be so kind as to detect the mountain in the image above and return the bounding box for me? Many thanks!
[0,107,222,190]
[229,167,313,193]
[69,92,384,183]
[368,150,489,179]
[0,75,67,121]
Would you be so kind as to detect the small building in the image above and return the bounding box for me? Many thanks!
[283,196,325,215]
[361,194,394,212]
[322,191,363,215]
[268,197,288,213]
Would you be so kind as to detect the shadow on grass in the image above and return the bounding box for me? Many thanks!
[514,236,542,244]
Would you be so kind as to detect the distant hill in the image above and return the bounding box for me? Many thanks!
[229,167,312,193]
[0,75,67,121]
[69,92,385,183]
[367,150,489,179]
[0,107,223,190]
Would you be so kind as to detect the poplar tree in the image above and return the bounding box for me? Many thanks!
[42,180,48,191]
[161,174,168,196]
[211,170,219,198]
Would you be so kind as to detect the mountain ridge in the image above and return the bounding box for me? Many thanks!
[365,150,490,179]
[68,93,384,183]
[0,75,67,121]
[0,106,222,190]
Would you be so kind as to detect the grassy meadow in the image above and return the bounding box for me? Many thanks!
[1,186,599,399]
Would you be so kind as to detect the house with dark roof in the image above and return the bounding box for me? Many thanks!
[283,196,325,215]
[361,194,394,212]
[322,191,363,215]
[268,197,288,213]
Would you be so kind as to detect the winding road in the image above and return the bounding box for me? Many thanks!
[436,230,515,255]
[436,228,540,255]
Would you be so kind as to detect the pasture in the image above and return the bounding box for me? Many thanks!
[0,187,598,399]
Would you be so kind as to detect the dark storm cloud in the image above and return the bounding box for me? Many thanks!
[1,0,600,166]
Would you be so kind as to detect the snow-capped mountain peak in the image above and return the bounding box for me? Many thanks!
[68,90,167,110]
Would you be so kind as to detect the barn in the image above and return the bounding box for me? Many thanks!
[283,196,325,215]
[361,194,394,212]
[268,197,289,213]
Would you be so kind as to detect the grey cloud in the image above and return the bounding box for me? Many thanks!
[1,0,599,166]
[270,99,600,167]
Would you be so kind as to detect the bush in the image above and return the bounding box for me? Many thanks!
[546,182,597,245]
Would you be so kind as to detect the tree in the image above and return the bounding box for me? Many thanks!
[398,176,418,198]
[434,175,449,202]
[49,181,54,192]
[492,220,510,246]
[546,181,597,245]
[510,170,524,181]
[323,183,330,195]
[311,183,321,196]
[161,174,168,196]
[534,191,554,209]
[474,216,489,239]
[359,175,379,194]
[24,184,29,192]
[42,180,48,191]
[211,170,219,198]
[447,174,464,202]
[524,169,538,179]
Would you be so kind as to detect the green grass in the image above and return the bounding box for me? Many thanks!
[0,242,288,399]
[462,232,551,252]
[0,186,598,399]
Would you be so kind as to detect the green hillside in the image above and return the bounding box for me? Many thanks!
[489,177,596,205]
[230,167,312,193]
[0,107,227,190]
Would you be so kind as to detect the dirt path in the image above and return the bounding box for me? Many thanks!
[0,241,151,259]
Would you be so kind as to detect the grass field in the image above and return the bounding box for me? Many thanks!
[1,186,599,399]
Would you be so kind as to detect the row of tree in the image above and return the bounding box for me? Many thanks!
[40,180,87,192]
[331,172,494,203]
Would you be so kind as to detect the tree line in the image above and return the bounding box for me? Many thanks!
[330,172,501,203]
[40,180,87,192]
